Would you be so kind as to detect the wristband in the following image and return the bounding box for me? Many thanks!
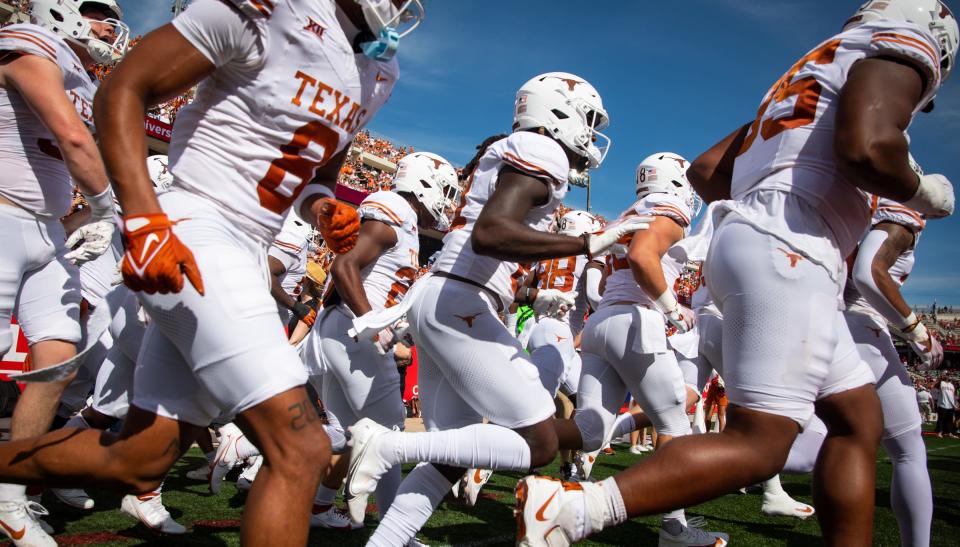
[82,187,114,221]
[896,311,919,332]
[652,289,679,315]
[903,173,950,216]
[292,183,335,220]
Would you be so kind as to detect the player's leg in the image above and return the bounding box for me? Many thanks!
[782,416,826,474]
[366,343,476,546]
[847,313,930,546]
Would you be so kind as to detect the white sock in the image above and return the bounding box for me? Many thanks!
[367,463,452,547]
[883,430,933,547]
[376,466,402,518]
[63,414,91,430]
[0,484,26,502]
[381,424,531,471]
[582,477,627,535]
[611,413,638,440]
[313,484,338,508]
[324,424,346,453]
[505,312,518,335]
[763,475,786,497]
[661,508,687,535]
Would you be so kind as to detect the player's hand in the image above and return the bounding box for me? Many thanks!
[903,321,943,370]
[373,319,412,355]
[905,173,954,219]
[584,216,654,259]
[65,220,116,265]
[315,198,360,254]
[292,302,317,327]
[665,304,695,335]
[121,213,204,295]
[533,289,577,318]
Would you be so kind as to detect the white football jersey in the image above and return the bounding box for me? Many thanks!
[732,19,941,259]
[535,255,591,333]
[355,191,419,311]
[432,131,570,308]
[268,213,311,297]
[168,0,398,244]
[843,197,924,314]
[600,193,693,309]
[0,24,97,218]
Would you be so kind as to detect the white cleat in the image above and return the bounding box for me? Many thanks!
[344,418,393,524]
[310,504,363,530]
[209,423,248,494]
[629,444,651,455]
[0,499,57,547]
[658,516,728,547]
[121,492,186,534]
[515,476,590,547]
[574,448,601,481]
[761,492,815,520]
[185,466,211,481]
[52,488,94,510]
[236,455,263,492]
[460,469,493,507]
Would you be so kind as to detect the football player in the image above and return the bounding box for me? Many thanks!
[268,211,317,332]
[0,1,424,545]
[844,185,944,546]
[0,0,127,543]
[515,1,956,545]
[341,72,650,546]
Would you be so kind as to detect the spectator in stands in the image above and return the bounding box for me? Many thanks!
[935,378,956,438]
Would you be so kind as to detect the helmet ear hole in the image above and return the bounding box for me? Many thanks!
[551,109,569,120]
[51,10,64,22]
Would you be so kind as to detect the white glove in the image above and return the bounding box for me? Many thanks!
[533,289,577,318]
[65,220,115,265]
[904,173,954,219]
[665,304,696,335]
[585,216,653,259]
[902,321,943,370]
[374,319,412,355]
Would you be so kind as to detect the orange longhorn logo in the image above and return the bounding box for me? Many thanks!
[776,247,804,268]
[867,326,883,338]
[559,78,583,91]
[456,313,481,327]
[430,158,443,169]
[555,335,567,343]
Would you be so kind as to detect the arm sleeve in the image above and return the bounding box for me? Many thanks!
[500,132,570,187]
[172,0,262,67]
[585,265,603,310]
[851,229,911,326]
[0,25,60,64]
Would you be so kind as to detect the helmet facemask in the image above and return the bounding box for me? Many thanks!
[355,0,425,61]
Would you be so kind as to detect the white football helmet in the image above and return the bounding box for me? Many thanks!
[393,152,458,231]
[30,0,130,65]
[146,155,173,192]
[353,0,425,61]
[557,210,601,236]
[635,152,702,217]
[513,72,611,174]
[846,0,958,81]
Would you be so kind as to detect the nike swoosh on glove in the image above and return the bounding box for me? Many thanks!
[585,216,654,259]
[65,220,116,265]
[533,289,578,318]
[316,198,360,254]
[121,213,204,295]
[292,302,317,327]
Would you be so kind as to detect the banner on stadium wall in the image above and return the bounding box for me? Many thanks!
[144,116,173,142]
[403,347,419,402]
[0,318,29,382]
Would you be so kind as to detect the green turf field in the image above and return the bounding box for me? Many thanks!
[17,434,960,546]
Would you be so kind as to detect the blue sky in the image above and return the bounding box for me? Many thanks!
[119,1,959,306]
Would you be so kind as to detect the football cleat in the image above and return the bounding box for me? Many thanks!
[185,466,210,481]
[460,469,493,507]
[52,488,95,510]
[574,449,601,481]
[209,423,248,494]
[121,492,186,534]
[761,492,815,520]
[0,499,57,547]
[344,418,393,524]
[310,504,363,530]
[236,455,263,492]
[516,476,598,547]
[658,516,728,547]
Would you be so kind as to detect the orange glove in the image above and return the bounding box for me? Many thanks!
[121,213,205,296]
[315,198,360,254]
